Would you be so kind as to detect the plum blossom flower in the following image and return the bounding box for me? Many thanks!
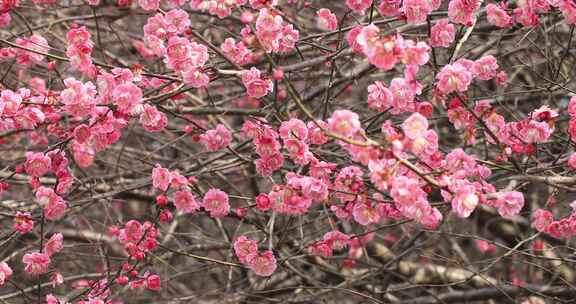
[221,38,253,65]
[0,262,12,286]
[472,55,499,80]
[60,78,97,118]
[14,34,49,66]
[199,124,233,152]
[448,0,479,26]
[436,62,473,93]
[113,83,142,114]
[323,231,350,251]
[451,182,478,218]
[487,3,513,28]
[22,252,50,275]
[146,274,161,291]
[139,105,167,132]
[152,164,172,192]
[247,250,276,277]
[402,112,429,140]
[242,68,273,98]
[346,0,372,13]
[401,40,430,66]
[13,211,34,234]
[279,118,308,141]
[25,152,51,177]
[403,0,432,24]
[494,191,524,218]
[353,202,381,225]
[139,0,159,11]
[202,188,230,218]
[430,19,455,47]
[532,209,553,232]
[173,189,200,214]
[568,153,576,170]
[234,235,258,264]
[317,8,338,31]
[182,68,210,88]
[327,110,362,138]
[378,0,402,16]
[71,141,95,168]
[367,81,393,112]
[43,233,63,257]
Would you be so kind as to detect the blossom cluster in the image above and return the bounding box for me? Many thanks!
[233,236,277,277]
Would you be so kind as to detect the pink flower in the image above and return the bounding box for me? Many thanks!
[474,239,497,253]
[234,235,258,264]
[561,0,576,25]
[173,189,200,214]
[378,0,402,16]
[436,63,473,93]
[353,202,381,225]
[113,83,142,114]
[486,3,513,28]
[323,231,350,250]
[221,38,253,65]
[35,186,57,207]
[152,164,172,192]
[44,199,67,221]
[182,68,210,88]
[402,112,429,140]
[300,176,328,202]
[14,35,48,66]
[22,252,50,275]
[568,153,576,170]
[532,209,553,232]
[139,0,159,11]
[256,193,271,211]
[43,233,63,257]
[494,191,524,218]
[46,294,60,304]
[346,0,373,13]
[430,19,455,47]
[71,141,95,168]
[448,0,479,26]
[307,121,329,145]
[0,262,12,286]
[317,8,338,31]
[140,105,167,132]
[472,55,499,80]
[347,26,364,53]
[279,118,308,141]
[451,182,478,218]
[165,9,190,34]
[284,139,314,165]
[74,124,92,144]
[309,241,332,258]
[401,40,430,66]
[0,13,10,28]
[255,153,284,177]
[242,67,273,98]
[202,188,230,218]
[248,250,277,277]
[403,0,432,24]
[25,152,51,177]
[367,81,393,112]
[146,274,161,291]
[199,124,233,152]
[164,36,191,72]
[327,110,362,138]
[66,26,96,77]
[13,211,34,234]
[121,220,143,242]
